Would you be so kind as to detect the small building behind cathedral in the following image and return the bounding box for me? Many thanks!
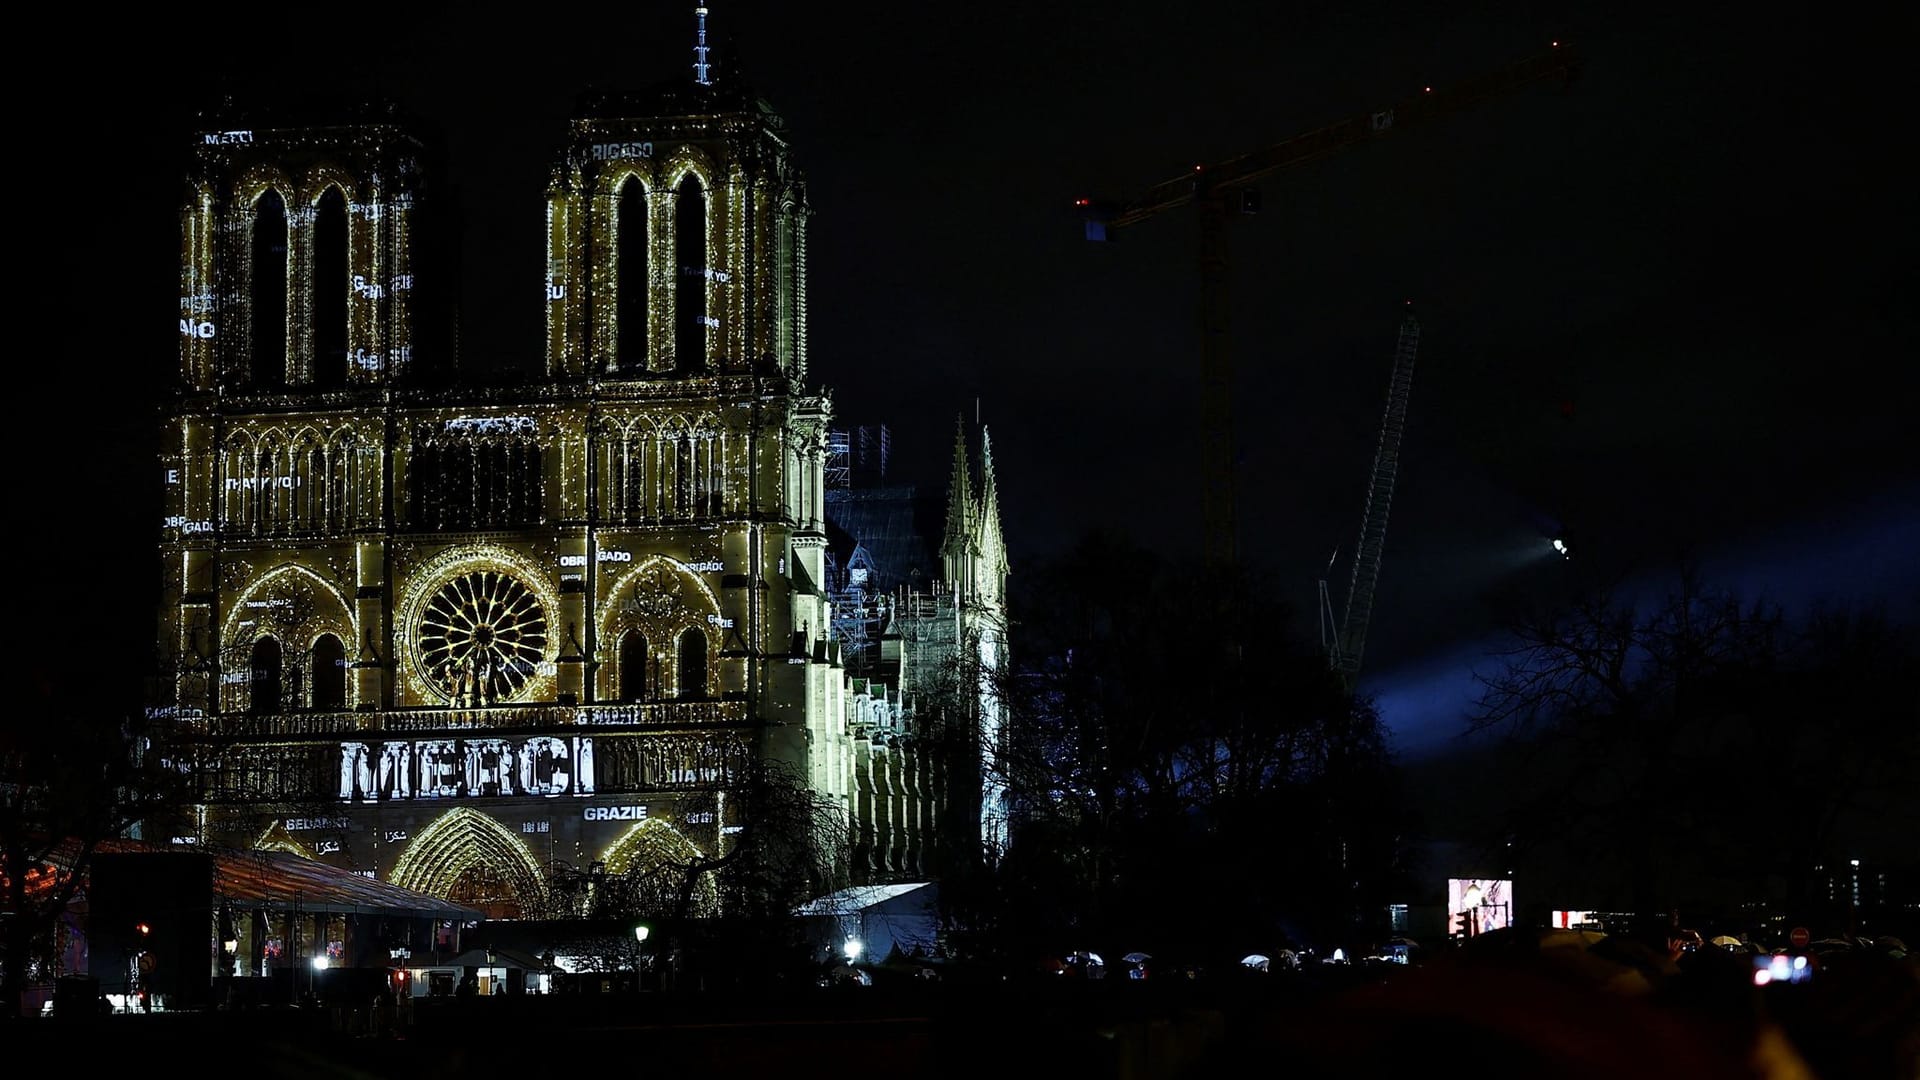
[151,63,1007,921]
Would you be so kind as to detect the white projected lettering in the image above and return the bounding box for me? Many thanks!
[352,275,386,299]
[698,316,719,328]
[587,142,654,160]
[203,130,254,145]
[347,197,410,220]
[683,560,724,573]
[284,817,350,831]
[180,318,216,339]
[164,516,214,534]
[680,267,732,283]
[521,821,551,834]
[706,614,734,629]
[226,476,300,491]
[546,283,566,300]
[315,839,342,855]
[583,805,648,821]
[559,550,632,566]
[445,416,536,436]
[180,293,215,314]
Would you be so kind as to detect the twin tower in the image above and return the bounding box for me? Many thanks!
[179,79,807,392]
[156,67,1002,897]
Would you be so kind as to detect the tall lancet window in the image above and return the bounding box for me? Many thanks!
[676,627,707,700]
[313,187,348,388]
[311,633,346,710]
[617,177,648,368]
[251,189,288,388]
[619,629,649,703]
[249,636,283,714]
[674,174,707,369]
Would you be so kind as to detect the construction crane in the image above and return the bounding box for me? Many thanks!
[1081,43,1580,565]
[1321,308,1420,688]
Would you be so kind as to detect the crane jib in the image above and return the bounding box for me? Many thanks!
[1102,45,1581,232]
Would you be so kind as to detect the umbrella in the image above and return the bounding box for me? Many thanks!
[1240,954,1270,971]
[1122,952,1151,965]
[1708,935,1745,950]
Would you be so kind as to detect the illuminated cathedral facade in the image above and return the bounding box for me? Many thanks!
[151,73,1006,918]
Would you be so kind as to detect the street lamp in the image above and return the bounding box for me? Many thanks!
[843,938,863,964]
[631,924,652,991]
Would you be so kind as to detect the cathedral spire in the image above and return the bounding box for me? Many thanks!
[974,426,1009,602]
[693,5,714,85]
[941,416,974,587]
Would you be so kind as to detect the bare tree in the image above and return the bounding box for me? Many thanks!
[1,708,189,1014]
[1469,569,1919,914]
[934,531,1411,964]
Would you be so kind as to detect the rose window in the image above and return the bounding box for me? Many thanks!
[417,571,549,702]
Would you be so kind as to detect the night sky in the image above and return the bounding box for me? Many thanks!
[35,3,1915,755]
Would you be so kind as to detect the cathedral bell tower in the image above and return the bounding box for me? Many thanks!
[180,103,434,393]
[543,67,810,380]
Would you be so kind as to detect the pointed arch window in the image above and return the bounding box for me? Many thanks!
[675,435,695,518]
[313,187,348,388]
[249,636,283,714]
[676,627,707,700]
[617,177,648,368]
[619,629,650,703]
[251,190,287,388]
[312,633,347,710]
[674,174,707,369]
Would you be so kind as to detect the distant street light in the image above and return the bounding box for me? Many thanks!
[843,938,863,963]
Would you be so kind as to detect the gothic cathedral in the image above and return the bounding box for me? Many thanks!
[154,67,1006,917]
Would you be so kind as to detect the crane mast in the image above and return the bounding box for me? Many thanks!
[1325,311,1420,687]
[1082,43,1579,565]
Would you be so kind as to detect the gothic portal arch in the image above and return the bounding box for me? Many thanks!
[223,564,357,710]
[253,821,315,859]
[390,807,547,919]
[596,556,722,701]
[599,817,718,918]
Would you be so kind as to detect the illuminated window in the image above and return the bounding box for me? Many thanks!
[619,629,649,703]
[616,177,648,368]
[674,174,706,369]
[253,447,272,535]
[328,436,351,530]
[303,442,323,529]
[251,189,288,389]
[311,633,346,710]
[249,636,282,714]
[675,435,695,518]
[609,430,643,522]
[312,187,348,388]
[676,627,707,700]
